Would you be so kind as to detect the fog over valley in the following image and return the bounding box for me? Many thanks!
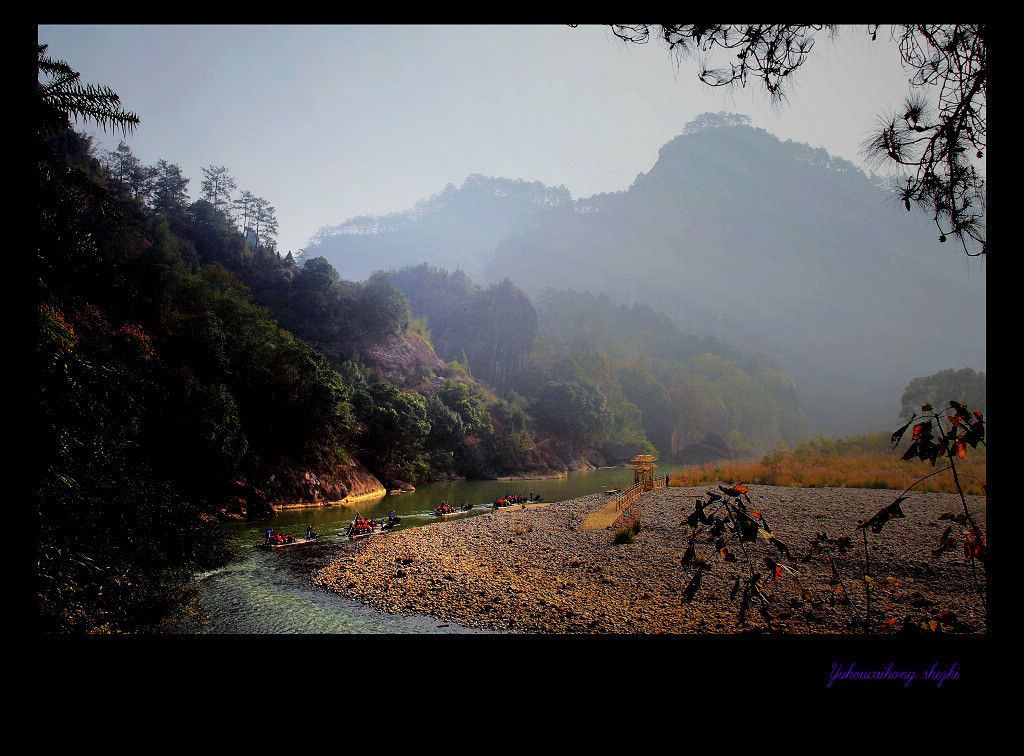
[305,115,986,438]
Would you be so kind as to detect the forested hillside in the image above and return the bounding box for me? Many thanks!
[307,113,986,437]
[38,46,364,632]
[389,265,807,459]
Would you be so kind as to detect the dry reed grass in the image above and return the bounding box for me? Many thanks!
[669,431,986,496]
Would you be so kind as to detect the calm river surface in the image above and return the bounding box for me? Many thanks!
[162,466,679,634]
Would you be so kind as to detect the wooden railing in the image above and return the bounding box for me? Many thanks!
[614,475,666,511]
[614,481,644,511]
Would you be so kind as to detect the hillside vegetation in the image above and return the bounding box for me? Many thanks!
[307,113,985,437]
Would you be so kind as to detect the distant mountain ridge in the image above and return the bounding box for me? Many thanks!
[307,174,573,283]
[304,114,986,436]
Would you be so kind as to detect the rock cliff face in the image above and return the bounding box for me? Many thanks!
[671,432,736,465]
[220,459,386,519]
[360,330,446,385]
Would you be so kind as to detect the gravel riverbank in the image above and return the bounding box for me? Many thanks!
[311,485,987,634]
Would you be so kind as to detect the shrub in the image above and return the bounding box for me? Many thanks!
[613,526,636,544]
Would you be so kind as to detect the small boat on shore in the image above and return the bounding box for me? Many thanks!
[258,528,321,549]
[491,493,542,509]
[344,529,379,541]
[341,513,384,540]
[434,502,473,517]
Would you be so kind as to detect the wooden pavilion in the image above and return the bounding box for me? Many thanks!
[632,454,657,491]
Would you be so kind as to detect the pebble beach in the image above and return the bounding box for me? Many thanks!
[311,484,987,634]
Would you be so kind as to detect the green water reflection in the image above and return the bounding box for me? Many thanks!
[233,464,682,544]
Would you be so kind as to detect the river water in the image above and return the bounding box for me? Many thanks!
[162,466,677,634]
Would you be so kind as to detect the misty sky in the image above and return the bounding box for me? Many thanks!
[39,24,920,259]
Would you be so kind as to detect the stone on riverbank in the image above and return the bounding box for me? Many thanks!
[312,485,987,634]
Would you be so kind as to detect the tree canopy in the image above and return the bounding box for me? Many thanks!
[899,368,986,420]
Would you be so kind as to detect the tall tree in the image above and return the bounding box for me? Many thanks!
[151,159,190,216]
[233,189,256,238]
[200,164,237,219]
[591,24,986,257]
[251,196,278,250]
[103,140,157,203]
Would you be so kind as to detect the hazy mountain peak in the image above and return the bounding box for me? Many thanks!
[304,114,984,436]
[681,111,753,135]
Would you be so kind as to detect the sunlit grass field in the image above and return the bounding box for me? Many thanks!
[669,431,986,497]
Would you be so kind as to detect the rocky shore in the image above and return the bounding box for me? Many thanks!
[311,484,987,634]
